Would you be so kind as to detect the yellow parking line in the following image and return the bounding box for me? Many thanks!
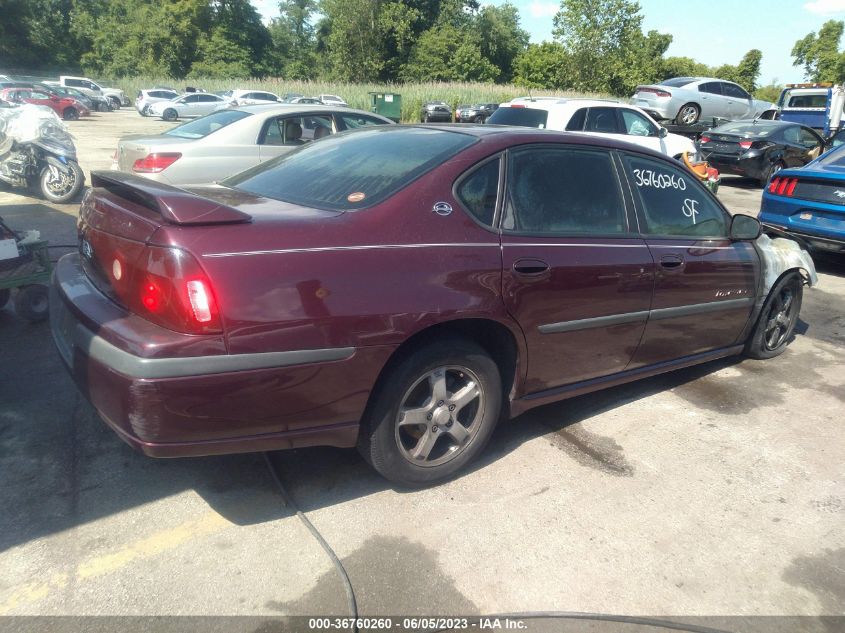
[0,511,230,614]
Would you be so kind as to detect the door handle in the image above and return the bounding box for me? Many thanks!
[513,258,550,276]
[659,254,684,270]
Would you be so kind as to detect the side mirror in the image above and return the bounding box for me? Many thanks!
[658,127,668,139]
[730,214,761,241]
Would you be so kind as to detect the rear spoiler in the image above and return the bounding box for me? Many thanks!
[91,171,251,226]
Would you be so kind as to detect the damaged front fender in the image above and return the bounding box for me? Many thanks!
[755,233,818,295]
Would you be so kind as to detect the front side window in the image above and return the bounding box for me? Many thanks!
[225,127,476,211]
[620,110,657,137]
[799,127,822,147]
[624,154,728,238]
[503,147,627,234]
[722,83,750,99]
[456,157,500,227]
[584,108,620,134]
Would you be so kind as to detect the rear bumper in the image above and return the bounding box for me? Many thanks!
[760,194,845,251]
[703,154,766,179]
[50,254,392,456]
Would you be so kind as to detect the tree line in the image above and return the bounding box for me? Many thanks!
[1,0,843,97]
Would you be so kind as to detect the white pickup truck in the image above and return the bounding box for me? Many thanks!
[58,76,128,109]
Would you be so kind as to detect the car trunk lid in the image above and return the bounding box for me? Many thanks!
[115,135,192,172]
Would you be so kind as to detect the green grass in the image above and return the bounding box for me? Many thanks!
[112,76,605,122]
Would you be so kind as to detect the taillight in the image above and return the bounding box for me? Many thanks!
[739,140,753,150]
[132,153,182,173]
[636,86,672,98]
[132,246,221,334]
[510,104,526,108]
[699,135,711,144]
[769,176,799,197]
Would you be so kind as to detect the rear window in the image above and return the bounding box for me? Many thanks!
[661,78,697,87]
[488,106,549,128]
[164,110,252,139]
[715,122,778,137]
[786,94,827,108]
[223,127,476,211]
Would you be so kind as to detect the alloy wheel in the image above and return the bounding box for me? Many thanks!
[394,365,485,467]
[763,283,798,350]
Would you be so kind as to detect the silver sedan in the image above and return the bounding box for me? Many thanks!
[147,93,227,121]
[632,77,777,125]
[111,104,394,185]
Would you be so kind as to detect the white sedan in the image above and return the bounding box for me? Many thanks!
[148,93,227,121]
[112,104,393,185]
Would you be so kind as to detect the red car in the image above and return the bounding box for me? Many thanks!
[0,86,90,120]
[50,126,816,486]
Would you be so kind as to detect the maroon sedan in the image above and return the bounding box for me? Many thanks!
[51,126,816,486]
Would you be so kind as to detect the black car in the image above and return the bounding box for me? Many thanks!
[698,120,826,186]
[456,103,499,123]
[420,101,452,123]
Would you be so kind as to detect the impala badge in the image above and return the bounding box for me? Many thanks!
[433,202,453,216]
[834,190,845,199]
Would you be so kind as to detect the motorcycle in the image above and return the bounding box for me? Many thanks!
[0,104,84,203]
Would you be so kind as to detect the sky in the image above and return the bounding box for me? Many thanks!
[251,0,845,85]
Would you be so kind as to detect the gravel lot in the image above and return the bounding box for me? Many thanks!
[1,109,843,629]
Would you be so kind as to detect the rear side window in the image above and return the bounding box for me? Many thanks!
[164,109,252,139]
[488,106,549,128]
[456,157,500,226]
[565,108,587,131]
[699,82,722,95]
[585,108,620,133]
[624,154,728,238]
[224,127,476,211]
[503,147,627,234]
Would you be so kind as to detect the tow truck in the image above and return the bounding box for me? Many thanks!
[776,82,845,136]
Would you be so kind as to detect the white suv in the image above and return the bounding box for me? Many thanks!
[488,97,697,159]
[135,88,179,116]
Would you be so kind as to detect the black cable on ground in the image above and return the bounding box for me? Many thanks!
[263,452,359,628]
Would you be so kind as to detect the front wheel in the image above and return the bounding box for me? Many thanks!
[40,161,84,204]
[108,96,121,109]
[63,107,79,121]
[675,103,700,125]
[162,108,178,122]
[358,338,502,487]
[745,272,803,359]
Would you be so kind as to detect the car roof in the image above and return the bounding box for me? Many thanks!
[503,97,642,112]
[232,103,376,116]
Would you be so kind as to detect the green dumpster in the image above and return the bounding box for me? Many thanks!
[370,92,402,123]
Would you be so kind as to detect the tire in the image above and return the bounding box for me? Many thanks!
[0,288,10,309]
[744,272,803,360]
[63,107,79,121]
[475,115,486,124]
[97,102,110,112]
[358,338,503,487]
[40,161,84,204]
[759,161,784,187]
[675,103,700,125]
[108,96,121,109]
[13,284,49,323]
[162,108,178,122]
